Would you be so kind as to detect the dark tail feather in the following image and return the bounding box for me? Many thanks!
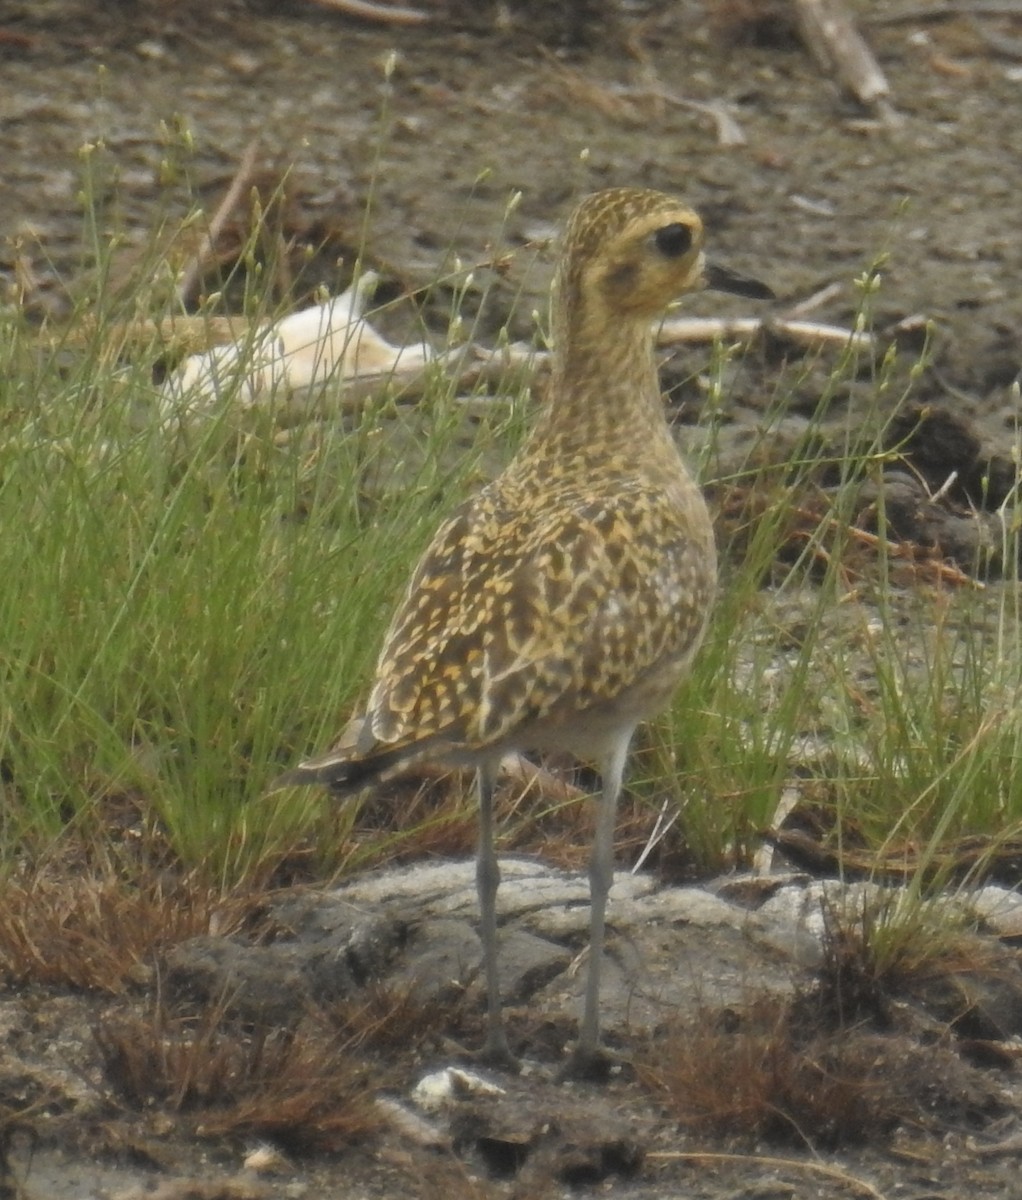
[267,741,423,796]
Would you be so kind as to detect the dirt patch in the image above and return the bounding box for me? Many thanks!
[5,2,1021,566]
[4,861,1022,1197]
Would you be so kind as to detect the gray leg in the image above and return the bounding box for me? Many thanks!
[476,759,519,1070]
[565,731,633,1077]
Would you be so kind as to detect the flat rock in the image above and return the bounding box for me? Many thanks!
[164,859,1022,1048]
[164,858,816,1034]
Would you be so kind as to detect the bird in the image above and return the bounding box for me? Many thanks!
[271,187,773,1077]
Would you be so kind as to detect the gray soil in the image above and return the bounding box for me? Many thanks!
[3,2,1022,1198]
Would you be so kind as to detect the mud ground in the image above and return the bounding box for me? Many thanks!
[3,1,1022,1197]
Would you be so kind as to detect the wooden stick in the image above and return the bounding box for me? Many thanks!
[868,2,1022,25]
[306,0,430,24]
[176,139,261,308]
[656,315,875,351]
[499,752,587,804]
[793,0,891,107]
[783,281,843,319]
[647,1152,889,1200]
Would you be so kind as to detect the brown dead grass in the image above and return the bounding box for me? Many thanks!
[325,981,470,1057]
[0,863,256,994]
[343,764,600,875]
[640,994,999,1146]
[94,1001,382,1151]
[642,901,1012,1145]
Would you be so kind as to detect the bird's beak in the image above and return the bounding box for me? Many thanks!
[704,261,775,301]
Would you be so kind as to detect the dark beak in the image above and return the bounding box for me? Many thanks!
[704,261,775,301]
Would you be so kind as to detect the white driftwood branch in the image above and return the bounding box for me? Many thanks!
[794,0,891,106]
[306,0,430,24]
[657,315,875,351]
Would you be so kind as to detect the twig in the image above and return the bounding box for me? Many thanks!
[647,1151,889,1200]
[499,752,587,805]
[462,315,874,384]
[970,1129,1022,1157]
[793,0,892,109]
[753,786,802,875]
[656,315,875,351]
[783,281,844,319]
[640,88,747,147]
[791,504,986,589]
[632,799,679,874]
[868,2,1022,24]
[843,525,984,587]
[0,28,36,50]
[617,23,746,144]
[542,58,650,123]
[306,0,430,23]
[176,139,261,308]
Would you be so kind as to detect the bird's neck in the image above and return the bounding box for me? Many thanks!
[524,306,681,469]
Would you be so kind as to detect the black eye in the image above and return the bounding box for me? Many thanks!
[653,222,693,258]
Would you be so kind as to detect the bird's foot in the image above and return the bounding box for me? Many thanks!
[474,1031,522,1075]
[556,1042,625,1083]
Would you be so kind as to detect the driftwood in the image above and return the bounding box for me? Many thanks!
[81,309,877,428]
[657,315,875,352]
[793,0,892,109]
[648,1152,888,1200]
[288,312,877,419]
[540,54,746,147]
[868,2,1022,24]
[176,139,261,308]
[765,826,1022,886]
[305,0,430,24]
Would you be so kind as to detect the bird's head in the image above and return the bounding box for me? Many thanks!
[556,187,772,326]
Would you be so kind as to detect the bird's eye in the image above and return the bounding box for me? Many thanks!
[653,223,693,258]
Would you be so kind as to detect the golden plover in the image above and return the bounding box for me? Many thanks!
[273,187,772,1076]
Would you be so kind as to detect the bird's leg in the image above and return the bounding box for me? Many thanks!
[475,759,520,1072]
[561,732,632,1081]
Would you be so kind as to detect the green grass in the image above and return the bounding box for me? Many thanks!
[650,325,1022,884]
[4,159,1022,905]
[0,206,530,881]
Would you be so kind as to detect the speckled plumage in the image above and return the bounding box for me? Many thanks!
[274,187,771,1074]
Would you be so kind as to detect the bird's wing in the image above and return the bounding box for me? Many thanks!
[362,484,715,752]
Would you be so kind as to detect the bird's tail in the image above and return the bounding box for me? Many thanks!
[268,713,451,796]
[268,741,413,796]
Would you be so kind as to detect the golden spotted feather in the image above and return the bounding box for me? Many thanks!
[364,472,716,757]
[274,186,770,792]
[271,186,772,1074]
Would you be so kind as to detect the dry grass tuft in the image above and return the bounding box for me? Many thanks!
[325,981,469,1058]
[0,863,254,993]
[811,899,896,1030]
[640,999,885,1144]
[344,763,612,878]
[94,1002,382,1151]
[643,897,1012,1144]
[640,994,999,1146]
